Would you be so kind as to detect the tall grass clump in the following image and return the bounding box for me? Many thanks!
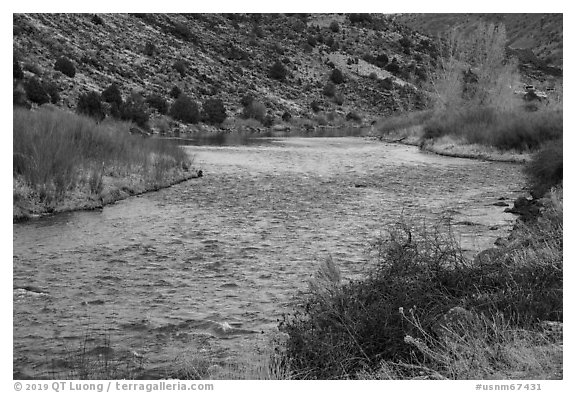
[279,203,562,379]
[13,107,189,204]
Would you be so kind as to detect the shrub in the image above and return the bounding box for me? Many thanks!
[77,91,105,121]
[325,36,335,48]
[24,77,50,105]
[172,22,194,41]
[42,80,60,104]
[169,94,200,124]
[307,35,317,47]
[202,97,227,124]
[346,111,361,122]
[91,14,104,26]
[375,53,389,68]
[269,60,288,81]
[146,93,168,115]
[120,92,149,128]
[240,93,255,108]
[242,100,266,123]
[333,92,344,106]
[398,36,412,50]
[170,85,182,99]
[54,56,76,78]
[329,20,340,33]
[14,59,23,80]
[310,100,321,113]
[379,77,394,90]
[263,114,275,127]
[385,61,400,74]
[323,81,336,97]
[102,83,123,107]
[282,111,292,122]
[369,72,378,80]
[524,139,563,198]
[330,68,345,84]
[172,60,188,77]
[348,13,372,24]
[143,42,156,56]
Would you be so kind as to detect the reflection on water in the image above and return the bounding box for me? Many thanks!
[13,137,525,378]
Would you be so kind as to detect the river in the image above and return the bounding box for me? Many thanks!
[13,137,525,379]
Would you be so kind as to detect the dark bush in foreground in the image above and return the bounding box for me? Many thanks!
[54,56,76,78]
[202,98,227,124]
[77,91,105,121]
[169,94,200,124]
[280,213,563,378]
[524,139,563,198]
[24,77,50,105]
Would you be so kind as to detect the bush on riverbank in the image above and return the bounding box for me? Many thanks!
[13,107,190,211]
[279,191,563,379]
[524,138,563,197]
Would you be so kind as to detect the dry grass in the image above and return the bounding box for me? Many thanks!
[13,107,192,218]
[423,107,563,152]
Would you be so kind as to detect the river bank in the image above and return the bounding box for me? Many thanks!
[372,125,530,163]
[13,167,200,222]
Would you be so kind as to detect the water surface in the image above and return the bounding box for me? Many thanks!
[13,137,524,378]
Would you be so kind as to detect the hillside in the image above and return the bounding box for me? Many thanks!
[13,13,435,133]
[395,13,563,69]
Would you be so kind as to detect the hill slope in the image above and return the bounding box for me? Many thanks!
[13,13,433,132]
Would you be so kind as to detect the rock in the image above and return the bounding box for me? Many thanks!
[504,196,542,221]
[493,201,509,207]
